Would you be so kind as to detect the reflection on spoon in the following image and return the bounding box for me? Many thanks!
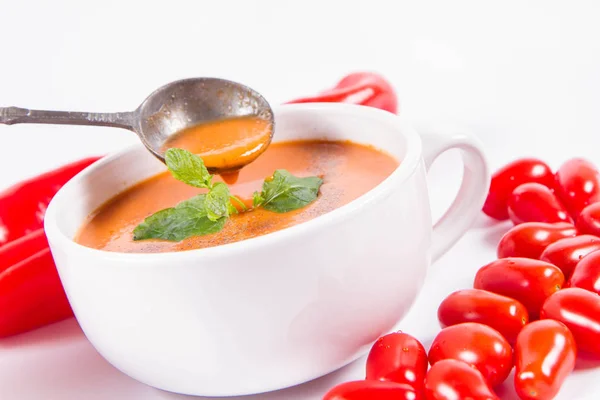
[162,116,273,181]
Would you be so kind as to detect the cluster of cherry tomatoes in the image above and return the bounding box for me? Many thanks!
[323,157,600,399]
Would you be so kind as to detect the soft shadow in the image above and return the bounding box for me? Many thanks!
[0,317,84,349]
[481,220,512,248]
[471,213,505,230]
[493,370,519,400]
[155,358,364,400]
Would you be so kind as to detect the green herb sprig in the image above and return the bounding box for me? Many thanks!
[133,148,323,241]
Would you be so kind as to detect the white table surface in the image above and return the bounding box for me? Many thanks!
[2,1,600,398]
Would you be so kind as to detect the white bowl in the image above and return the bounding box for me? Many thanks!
[44,103,489,396]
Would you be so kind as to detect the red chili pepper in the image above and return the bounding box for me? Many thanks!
[0,156,101,247]
[0,229,48,274]
[286,72,399,114]
[0,248,73,337]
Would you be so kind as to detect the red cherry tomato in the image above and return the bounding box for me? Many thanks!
[323,380,420,400]
[555,158,600,220]
[539,234,600,278]
[541,288,600,357]
[568,249,600,294]
[576,202,600,236]
[366,332,428,390]
[473,258,564,319]
[496,222,576,259]
[514,319,576,400]
[508,183,573,225]
[437,289,528,343]
[483,158,554,220]
[424,359,499,400]
[428,323,512,388]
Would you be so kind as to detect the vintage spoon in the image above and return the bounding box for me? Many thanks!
[0,78,275,173]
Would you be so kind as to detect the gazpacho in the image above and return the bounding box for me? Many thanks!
[76,139,399,253]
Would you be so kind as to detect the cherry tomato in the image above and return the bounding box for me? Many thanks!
[539,234,600,278]
[507,183,572,225]
[496,222,576,259]
[437,289,528,343]
[514,319,576,400]
[428,323,512,387]
[424,359,499,400]
[541,288,600,357]
[568,248,600,294]
[366,332,428,390]
[483,158,554,220]
[555,158,600,220]
[576,202,600,236]
[473,257,564,319]
[323,380,420,400]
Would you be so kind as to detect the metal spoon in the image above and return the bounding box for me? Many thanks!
[0,78,275,173]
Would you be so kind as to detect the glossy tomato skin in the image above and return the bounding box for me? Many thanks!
[424,359,499,400]
[437,289,528,343]
[568,249,600,294]
[539,235,600,278]
[323,380,421,400]
[496,222,577,259]
[507,183,573,225]
[555,158,600,220]
[428,323,513,387]
[576,202,600,236]
[541,288,600,356]
[474,258,564,319]
[514,319,576,400]
[483,158,554,220]
[366,332,428,389]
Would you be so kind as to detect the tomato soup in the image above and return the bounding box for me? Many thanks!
[76,140,399,253]
[161,116,272,173]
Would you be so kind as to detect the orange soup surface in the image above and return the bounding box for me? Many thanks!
[161,116,272,173]
[76,140,399,253]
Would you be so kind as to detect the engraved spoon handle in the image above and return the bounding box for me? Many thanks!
[0,107,135,130]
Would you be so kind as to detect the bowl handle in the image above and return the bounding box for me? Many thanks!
[419,124,491,263]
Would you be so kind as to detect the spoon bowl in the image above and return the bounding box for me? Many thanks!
[0,77,275,173]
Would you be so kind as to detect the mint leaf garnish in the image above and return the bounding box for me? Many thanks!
[256,169,323,213]
[133,149,323,243]
[252,191,265,208]
[205,182,231,221]
[165,148,212,189]
[230,195,247,212]
[133,195,226,241]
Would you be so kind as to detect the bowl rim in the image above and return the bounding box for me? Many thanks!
[44,102,423,263]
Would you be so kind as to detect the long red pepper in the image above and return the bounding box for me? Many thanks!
[0,157,101,337]
[0,248,72,337]
[286,71,399,114]
[0,229,48,275]
[0,156,101,247]
[0,72,399,338]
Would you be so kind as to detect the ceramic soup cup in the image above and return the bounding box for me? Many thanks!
[44,103,490,396]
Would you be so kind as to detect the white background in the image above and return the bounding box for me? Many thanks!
[2,1,600,399]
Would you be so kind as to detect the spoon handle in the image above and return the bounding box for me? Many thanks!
[0,107,135,130]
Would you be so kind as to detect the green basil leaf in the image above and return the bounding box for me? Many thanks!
[165,148,212,189]
[205,182,231,222]
[258,169,323,213]
[133,194,226,241]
